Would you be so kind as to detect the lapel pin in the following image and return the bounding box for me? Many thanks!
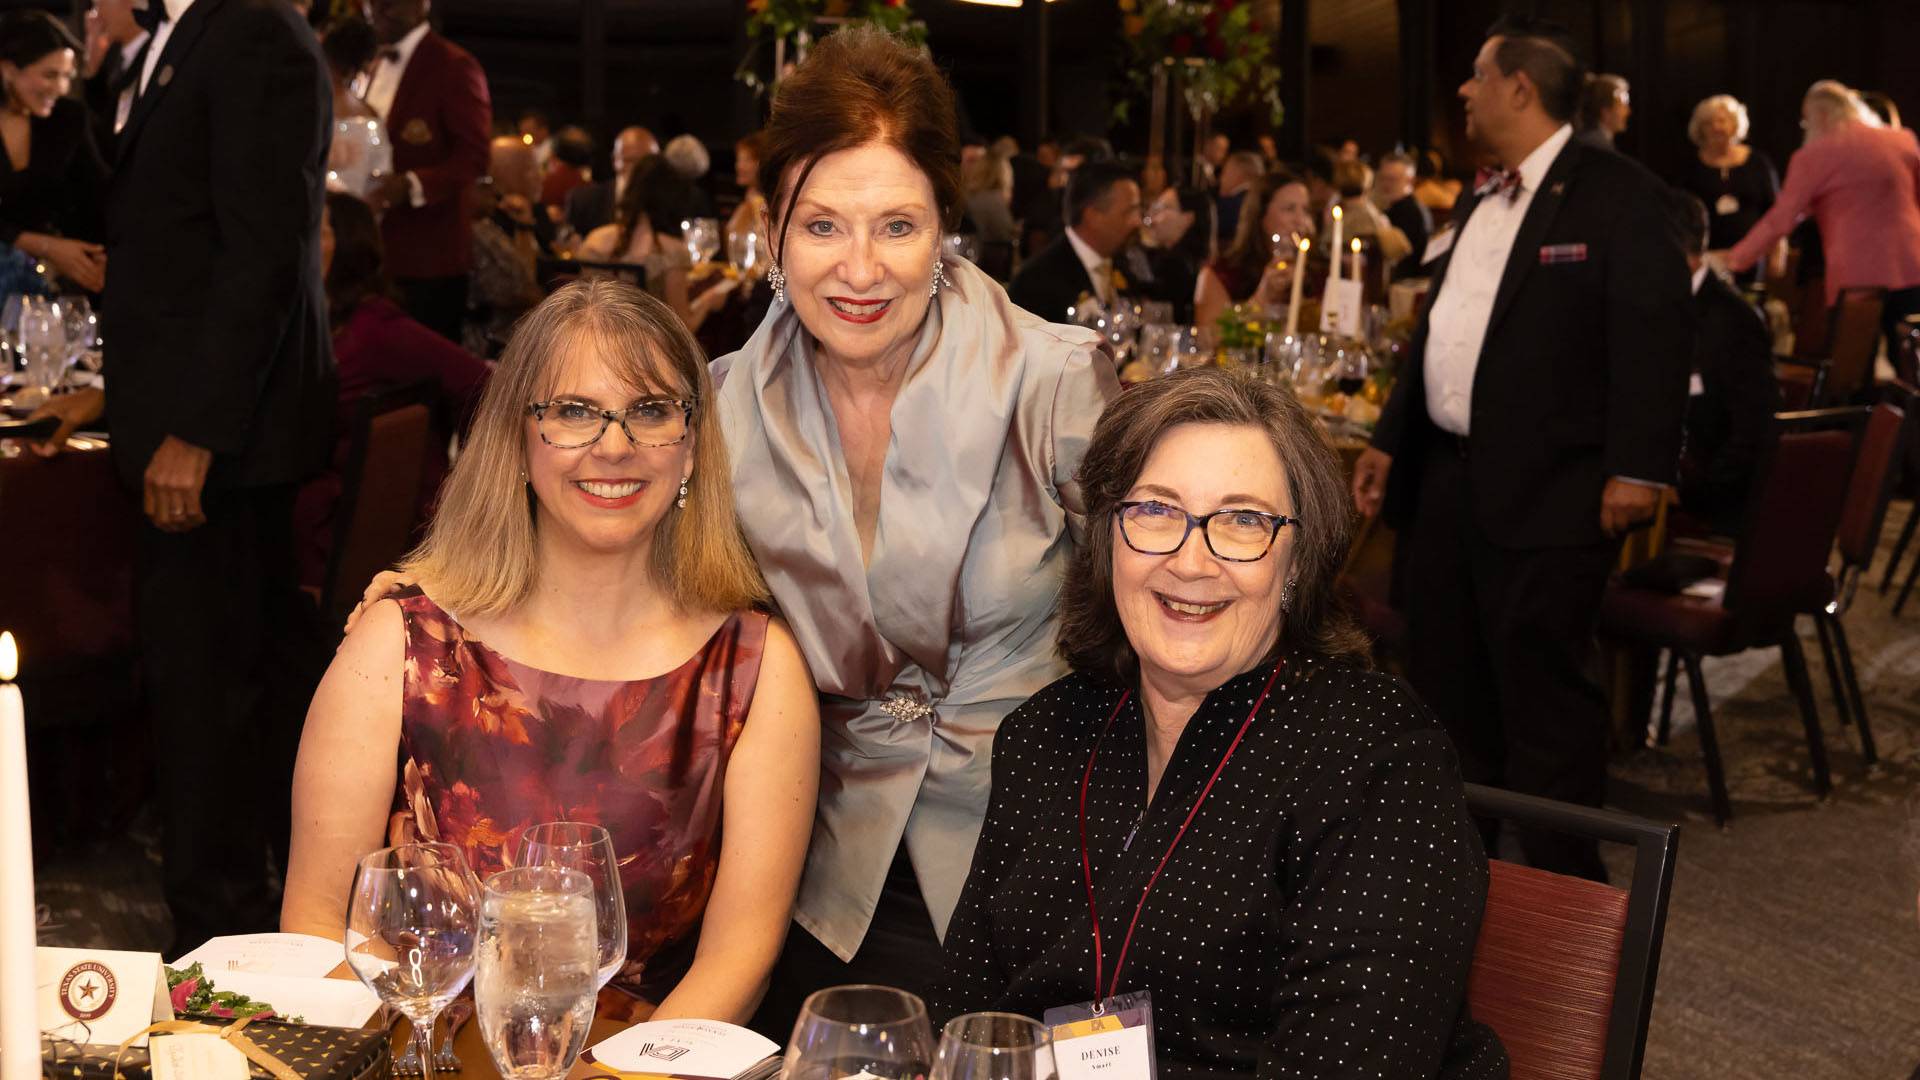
[1550,181,1565,195]
[157,65,173,87]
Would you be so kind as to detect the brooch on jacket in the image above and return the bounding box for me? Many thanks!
[878,691,935,726]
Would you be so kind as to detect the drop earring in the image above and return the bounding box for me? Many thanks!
[677,477,689,510]
[929,257,952,298]
[1280,578,1298,613]
[768,261,786,304]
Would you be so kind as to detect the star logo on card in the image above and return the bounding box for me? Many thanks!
[59,961,118,1021]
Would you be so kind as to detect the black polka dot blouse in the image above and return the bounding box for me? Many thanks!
[933,656,1509,1079]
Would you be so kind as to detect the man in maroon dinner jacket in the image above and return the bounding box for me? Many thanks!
[362,0,490,342]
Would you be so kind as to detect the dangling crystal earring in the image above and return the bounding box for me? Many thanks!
[929,257,952,298]
[768,261,786,304]
[1280,579,1298,613]
[677,478,689,510]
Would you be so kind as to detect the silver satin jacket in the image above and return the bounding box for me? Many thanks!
[712,258,1119,961]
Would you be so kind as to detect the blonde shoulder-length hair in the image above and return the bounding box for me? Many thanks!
[1688,94,1750,148]
[403,279,767,617]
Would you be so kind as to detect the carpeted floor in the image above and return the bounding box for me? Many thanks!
[33,503,1920,1078]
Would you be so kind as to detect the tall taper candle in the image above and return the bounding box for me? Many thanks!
[1285,237,1310,337]
[1350,237,1364,286]
[0,632,36,1077]
[1328,204,1344,283]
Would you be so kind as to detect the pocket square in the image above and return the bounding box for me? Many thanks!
[1539,242,1588,265]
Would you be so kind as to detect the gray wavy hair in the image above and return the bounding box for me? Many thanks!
[1687,94,1750,148]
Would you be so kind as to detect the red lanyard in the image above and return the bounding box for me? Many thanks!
[1077,660,1284,1002]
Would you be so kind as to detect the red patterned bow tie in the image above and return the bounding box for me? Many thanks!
[1473,166,1523,203]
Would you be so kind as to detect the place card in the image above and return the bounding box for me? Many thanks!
[201,970,382,1028]
[172,932,345,979]
[581,1017,781,1078]
[37,945,172,1048]
[1320,278,1364,338]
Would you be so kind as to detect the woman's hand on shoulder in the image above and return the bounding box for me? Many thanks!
[341,569,420,636]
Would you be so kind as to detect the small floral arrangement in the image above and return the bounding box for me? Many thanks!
[165,963,303,1024]
[740,0,925,91]
[1214,303,1268,352]
[1118,0,1283,126]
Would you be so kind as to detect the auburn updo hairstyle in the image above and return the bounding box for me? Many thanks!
[757,25,963,267]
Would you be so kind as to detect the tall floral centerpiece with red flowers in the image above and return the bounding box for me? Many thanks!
[740,0,925,93]
[1119,0,1283,128]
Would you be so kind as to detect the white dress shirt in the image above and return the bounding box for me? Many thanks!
[112,30,151,133]
[364,21,429,122]
[1065,226,1114,308]
[136,0,195,96]
[1422,123,1573,436]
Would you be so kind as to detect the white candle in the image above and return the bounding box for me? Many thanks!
[0,632,35,1078]
[1350,237,1364,285]
[1285,237,1309,337]
[1328,204,1344,283]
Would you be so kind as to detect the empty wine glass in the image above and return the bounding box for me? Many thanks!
[60,296,99,376]
[784,985,935,1080]
[475,866,599,1080]
[728,227,762,274]
[1139,323,1178,375]
[682,217,721,265]
[1,294,26,380]
[20,296,67,394]
[345,844,479,1076]
[514,821,627,991]
[933,1013,1054,1080]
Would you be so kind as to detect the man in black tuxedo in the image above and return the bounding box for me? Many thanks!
[562,124,658,239]
[1007,161,1141,324]
[1351,15,1690,880]
[83,0,148,148]
[102,0,333,953]
[1670,191,1777,534]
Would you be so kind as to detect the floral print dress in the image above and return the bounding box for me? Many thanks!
[387,587,768,1003]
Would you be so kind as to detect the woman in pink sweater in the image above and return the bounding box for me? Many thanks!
[1728,80,1920,346]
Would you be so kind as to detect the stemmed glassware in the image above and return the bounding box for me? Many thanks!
[60,296,100,375]
[19,296,67,395]
[683,217,722,265]
[345,843,480,1076]
[475,866,600,1080]
[932,1013,1054,1080]
[1,294,26,383]
[513,821,627,991]
[783,985,936,1080]
[728,227,762,275]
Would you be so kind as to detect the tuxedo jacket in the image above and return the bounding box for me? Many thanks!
[1679,272,1778,532]
[380,30,491,280]
[101,0,334,492]
[1372,135,1692,549]
[1007,234,1098,324]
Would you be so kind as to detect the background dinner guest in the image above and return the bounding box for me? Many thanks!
[566,124,658,239]
[363,0,492,341]
[1576,72,1631,150]
[81,0,146,147]
[1350,14,1690,881]
[1677,94,1778,283]
[0,11,108,294]
[726,130,768,257]
[1194,168,1314,327]
[465,134,546,355]
[517,106,550,169]
[1128,183,1211,324]
[102,0,333,955]
[1670,191,1776,534]
[1211,148,1264,250]
[1007,159,1143,322]
[287,282,819,1022]
[1375,149,1433,279]
[1725,79,1920,353]
[578,156,734,334]
[712,25,1120,1030]
[936,368,1505,1079]
[539,123,593,211]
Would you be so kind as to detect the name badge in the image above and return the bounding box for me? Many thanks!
[1421,228,1455,265]
[1715,194,1740,217]
[1044,992,1155,1080]
[1689,373,1705,397]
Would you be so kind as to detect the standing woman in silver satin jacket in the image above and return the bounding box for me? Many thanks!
[713,26,1118,1030]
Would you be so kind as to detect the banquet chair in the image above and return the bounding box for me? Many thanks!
[1777,288,1883,406]
[1805,394,1909,753]
[320,380,438,626]
[1464,784,1678,1080]
[1600,408,1867,825]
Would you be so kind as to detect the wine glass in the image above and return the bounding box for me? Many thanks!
[1,294,26,380]
[344,844,480,1076]
[513,821,627,991]
[728,227,761,275]
[475,866,599,1080]
[682,217,721,265]
[783,985,936,1080]
[60,296,100,376]
[19,296,67,395]
[933,1013,1054,1080]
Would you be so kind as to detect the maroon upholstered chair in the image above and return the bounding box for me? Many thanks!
[1806,395,1910,756]
[319,381,437,625]
[1464,784,1678,1080]
[1879,375,1920,615]
[1777,288,1884,407]
[1601,408,1868,825]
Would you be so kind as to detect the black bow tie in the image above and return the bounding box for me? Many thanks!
[131,0,167,34]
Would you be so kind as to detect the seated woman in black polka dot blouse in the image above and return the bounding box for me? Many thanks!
[934,367,1507,1079]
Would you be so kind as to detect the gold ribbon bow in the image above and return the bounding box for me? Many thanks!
[113,1013,303,1080]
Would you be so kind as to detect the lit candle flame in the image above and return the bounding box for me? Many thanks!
[522,134,534,146]
[1331,205,1343,221]
[0,633,15,682]
[1351,237,1362,253]
[1298,237,1310,252]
